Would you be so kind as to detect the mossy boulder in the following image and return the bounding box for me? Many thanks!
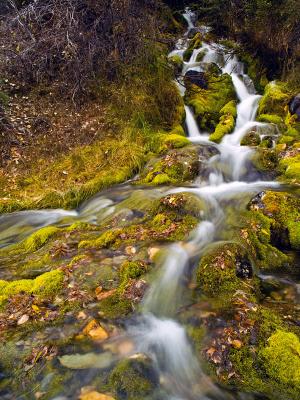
[196,241,256,302]
[249,191,300,251]
[240,130,261,146]
[258,82,290,117]
[183,32,202,62]
[279,153,300,184]
[224,206,292,271]
[251,148,278,173]
[0,226,60,256]
[157,192,207,218]
[209,100,237,143]
[185,70,236,132]
[0,269,64,306]
[259,330,300,389]
[109,356,159,399]
[140,146,199,185]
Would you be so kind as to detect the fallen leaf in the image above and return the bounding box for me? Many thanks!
[17,314,29,325]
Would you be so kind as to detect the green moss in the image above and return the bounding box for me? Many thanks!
[157,192,206,218]
[141,146,199,186]
[0,226,60,256]
[287,221,300,250]
[240,131,261,146]
[196,49,207,62]
[98,293,132,319]
[209,100,237,143]
[252,191,300,251]
[220,100,237,118]
[259,330,300,388]
[278,135,296,145]
[187,325,206,353]
[169,124,185,136]
[252,148,278,172]
[168,55,183,74]
[209,114,235,143]
[257,113,283,125]
[78,228,122,249]
[183,48,193,62]
[33,269,64,296]
[258,82,290,117]
[161,133,190,149]
[279,154,300,183]
[224,208,291,270]
[109,357,158,400]
[0,269,64,303]
[183,33,202,62]
[196,242,255,302]
[118,261,148,292]
[185,73,236,132]
[151,173,174,185]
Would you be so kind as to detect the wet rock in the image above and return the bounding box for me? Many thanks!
[236,258,253,279]
[247,191,266,211]
[289,94,300,120]
[184,70,207,89]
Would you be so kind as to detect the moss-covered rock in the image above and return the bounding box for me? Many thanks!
[248,191,300,251]
[209,100,237,143]
[259,330,300,388]
[220,205,292,272]
[109,356,159,400]
[279,153,300,184]
[0,226,60,256]
[258,82,290,117]
[140,146,199,186]
[0,269,64,306]
[183,33,202,62]
[168,54,183,75]
[240,130,261,146]
[185,70,236,132]
[252,148,278,173]
[196,241,257,303]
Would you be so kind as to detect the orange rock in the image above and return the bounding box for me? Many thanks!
[82,319,108,341]
[79,389,115,400]
[88,326,108,341]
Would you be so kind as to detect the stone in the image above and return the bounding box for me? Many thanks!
[289,94,300,120]
[184,70,207,89]
[236,258,253,279]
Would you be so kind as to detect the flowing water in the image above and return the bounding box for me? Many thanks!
[0,8,289,400]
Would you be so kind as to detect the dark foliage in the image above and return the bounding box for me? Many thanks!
[0,0,163,99]
[191,0,300,80]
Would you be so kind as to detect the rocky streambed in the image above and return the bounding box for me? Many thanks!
[0,8,300,400]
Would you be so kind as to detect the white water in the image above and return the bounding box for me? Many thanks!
[128,9,280,400]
